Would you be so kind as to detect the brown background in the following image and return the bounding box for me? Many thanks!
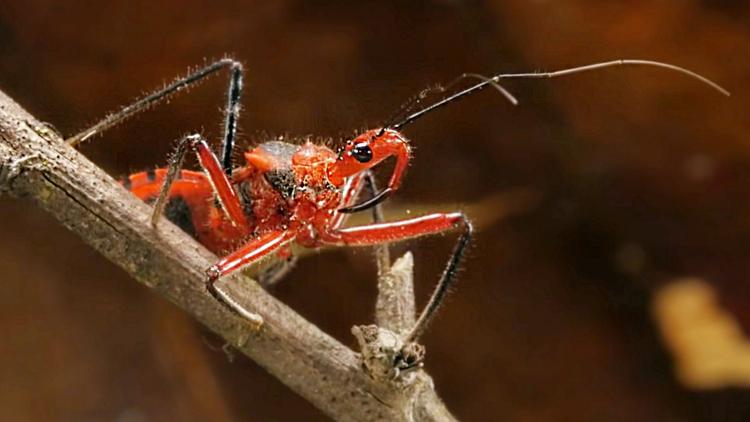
[0,1,749,420]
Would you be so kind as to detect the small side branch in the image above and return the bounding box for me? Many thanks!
[376,252,416,336]
[0,90,453,421]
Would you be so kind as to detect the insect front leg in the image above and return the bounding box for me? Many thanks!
[331,170,391,273]
[322,212,473,343]
[332,170,387,229]
[67,58,244,173]
[361,170,390,272]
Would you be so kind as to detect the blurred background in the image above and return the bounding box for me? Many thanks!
[0,1,749,420]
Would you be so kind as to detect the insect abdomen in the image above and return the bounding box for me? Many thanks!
[162,195,198,238]
[121,168,257,254]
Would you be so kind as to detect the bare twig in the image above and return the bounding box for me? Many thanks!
[375,252,417,336]
[0,89,454,421]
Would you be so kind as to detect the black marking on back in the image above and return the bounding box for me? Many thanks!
[164,196,197,238]
[238,180,254,217]
[259,141,298,169]
[146,168,157,182]
[121,176,132,190]
[264,169,296,200]
[259,141,298,200]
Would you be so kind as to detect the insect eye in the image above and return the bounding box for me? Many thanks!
[351,143,373,163]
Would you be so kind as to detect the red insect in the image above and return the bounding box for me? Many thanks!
[66,58,727,343]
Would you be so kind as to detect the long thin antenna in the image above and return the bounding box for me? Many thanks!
[461,73,519,106]
[390,59,730,131]
[379,73,518,136]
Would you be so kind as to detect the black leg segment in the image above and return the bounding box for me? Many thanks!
[405,213,473,343]
[66,58,245,174]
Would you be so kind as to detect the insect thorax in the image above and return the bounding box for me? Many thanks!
[256,140,298,200]
[237,140,342,239]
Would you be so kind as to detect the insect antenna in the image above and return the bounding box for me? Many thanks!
[342,76,519,214]
[377,74,519,137]
[389,59,730,131]
[341,76,519,213]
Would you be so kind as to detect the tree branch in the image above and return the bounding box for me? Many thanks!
[0,89,454,420]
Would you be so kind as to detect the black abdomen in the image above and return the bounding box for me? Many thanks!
[145,195,198,238]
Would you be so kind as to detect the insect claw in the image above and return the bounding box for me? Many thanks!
[393,342,426,377]
[206,265,221,285]
[205,265,264,328]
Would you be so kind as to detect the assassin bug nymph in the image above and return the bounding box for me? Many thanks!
[66,58,728,347]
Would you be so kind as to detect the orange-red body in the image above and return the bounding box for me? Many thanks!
[126,141,335,254]
[124,129,412,254]
[122,127,465,282]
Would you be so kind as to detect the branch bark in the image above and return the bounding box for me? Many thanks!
[0,89,454,421]
[375,252,416,335]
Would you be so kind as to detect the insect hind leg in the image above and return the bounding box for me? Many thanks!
[67,58,244,174]
[404,214,473,343]
[326,211,474,343]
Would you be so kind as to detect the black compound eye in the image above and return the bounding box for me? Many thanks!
[351,142,373,163]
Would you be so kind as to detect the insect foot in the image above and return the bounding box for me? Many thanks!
[206,265,221,285]
[205,265,264,329]
[352,324,425,385]
[394,342,426,376]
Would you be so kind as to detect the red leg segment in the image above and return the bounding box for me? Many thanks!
[151,134,249,233]
[332,170,390,270]
[326,212,466,246]
[206,230,294,283]
[330,172,366,229]
[190,136,249,230]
